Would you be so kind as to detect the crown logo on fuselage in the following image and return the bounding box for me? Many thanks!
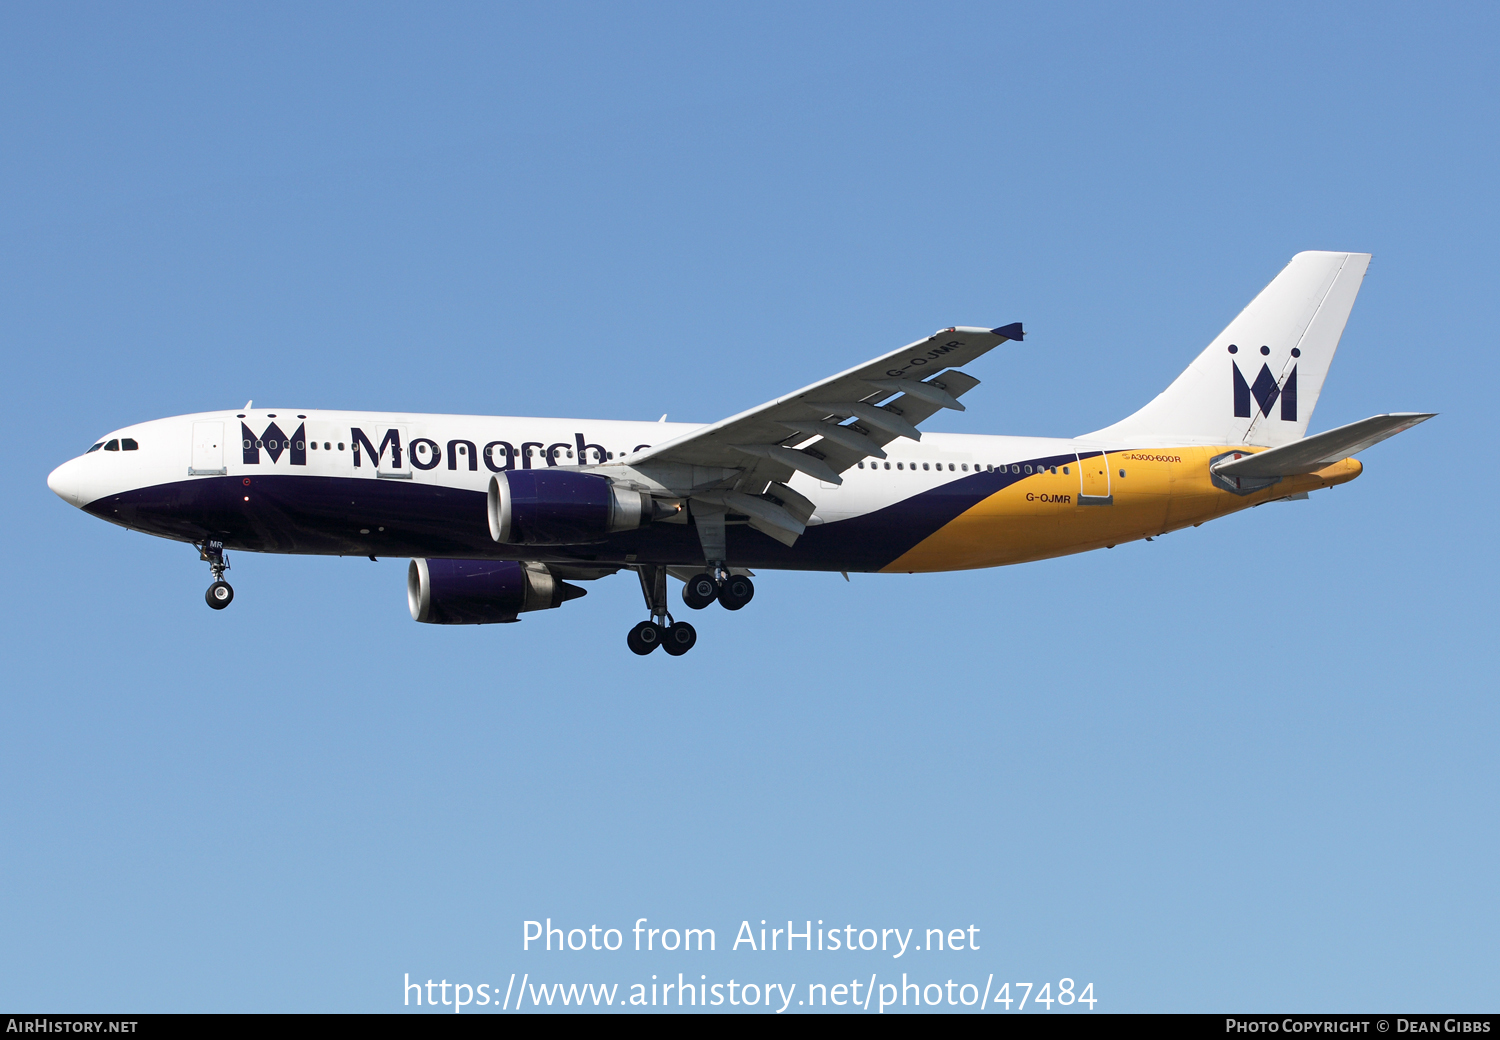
[241,421,307,466]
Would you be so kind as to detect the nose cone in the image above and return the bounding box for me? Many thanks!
[47,457,88,507]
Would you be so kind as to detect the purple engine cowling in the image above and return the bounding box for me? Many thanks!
[408,559,585,625]
[488,470,650,545]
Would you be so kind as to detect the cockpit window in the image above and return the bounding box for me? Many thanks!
[86,442,104,453]
[104,439,120,451]
[121,438,139,450]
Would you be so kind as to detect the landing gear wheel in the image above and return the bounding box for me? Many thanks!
[206,580,234,610]
[717,574,755,611]
[662,621,697,656]
[627,620,664,655]
[682,573,718,610]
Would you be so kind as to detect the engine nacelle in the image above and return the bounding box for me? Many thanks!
[488,470,651,545]
[407,558,585,625]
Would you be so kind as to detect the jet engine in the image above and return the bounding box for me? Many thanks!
[488,470,652,545]
[407,558,585,625]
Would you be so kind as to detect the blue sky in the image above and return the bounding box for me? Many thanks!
[2,2,1496,1013]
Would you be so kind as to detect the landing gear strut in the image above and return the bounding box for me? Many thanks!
[629,564,696,656]
[199,540,234,610]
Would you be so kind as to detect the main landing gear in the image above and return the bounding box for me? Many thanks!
[680,570,755,611]
[627,619,697,656]
[199,540,234,610]
[629,564,697,656]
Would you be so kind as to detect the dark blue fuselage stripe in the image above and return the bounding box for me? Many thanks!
[85,453,1088,572]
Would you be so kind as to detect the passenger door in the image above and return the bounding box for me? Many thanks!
[189,421,226,475]
[351,423,412,479]
[1076,449,1113,505]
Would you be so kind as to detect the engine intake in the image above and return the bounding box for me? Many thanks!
[408,558,585,625]
[488,470,651,545]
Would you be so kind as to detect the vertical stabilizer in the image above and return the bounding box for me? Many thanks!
[1086,251,1371,448]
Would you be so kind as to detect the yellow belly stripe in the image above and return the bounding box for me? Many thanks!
[881,447,1361,573]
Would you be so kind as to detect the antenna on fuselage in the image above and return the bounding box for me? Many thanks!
[243,400,253,410]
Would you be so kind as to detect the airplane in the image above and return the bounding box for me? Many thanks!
[46,251,1432,656]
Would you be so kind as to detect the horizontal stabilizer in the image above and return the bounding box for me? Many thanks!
[1212,412,1435,478]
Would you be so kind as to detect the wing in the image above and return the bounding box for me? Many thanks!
[632,323,1022,479]
[622,323,1023,545]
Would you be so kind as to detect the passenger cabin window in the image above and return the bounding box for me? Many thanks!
[104,439,120,451]
[121,438,138,450]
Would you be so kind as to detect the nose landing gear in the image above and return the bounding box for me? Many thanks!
[206,580,234,609]
[630,564,698,655]
[198,540,234,610]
